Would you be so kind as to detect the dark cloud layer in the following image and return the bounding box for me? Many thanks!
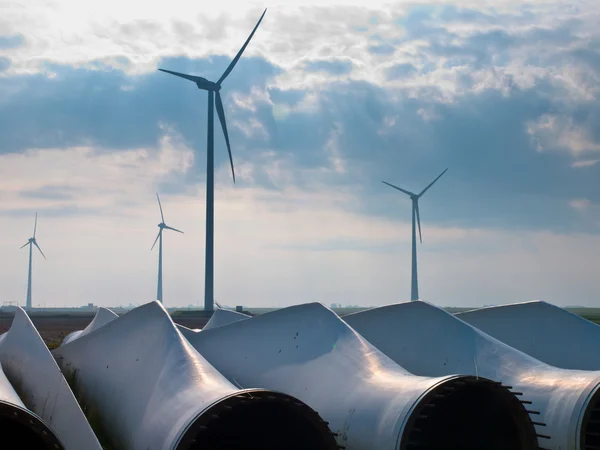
[1,5,599,234]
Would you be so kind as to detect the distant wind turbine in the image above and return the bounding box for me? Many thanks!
[159,8,267,313]
[382,168,448,301]
[20,213,46,310]
[151,194,183,304]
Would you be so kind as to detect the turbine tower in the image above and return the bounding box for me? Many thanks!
[159,8,267,313]
[382,168,447,301]
[151,194,183,304]
[20,213,46,310]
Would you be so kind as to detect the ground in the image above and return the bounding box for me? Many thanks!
[2,307,600,350]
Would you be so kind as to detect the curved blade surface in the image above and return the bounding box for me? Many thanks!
[217,9,267,85]
[33,212,38,238]
[0,308,103,449]
[215,92,235,182]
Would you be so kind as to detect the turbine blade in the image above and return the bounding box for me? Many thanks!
[158,69,212,88]
[415,202,423,244]
[215,91,235,182]
[156,193,165,223]
[151,230,161,251]
[33,241,46,260]
[33,212,38,238]
[381,181,415,197]
[164,225,184,234]
[217,8,267,85]
[20,242,29,249]
[418,168,448,197]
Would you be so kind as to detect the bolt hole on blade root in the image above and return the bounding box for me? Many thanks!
[0,401,64,450]
[176,390,338,450]
[400,376,538,450]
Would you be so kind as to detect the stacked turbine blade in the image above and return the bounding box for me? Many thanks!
[202,308,250,331]
[0,308,103,449]
[52,301,338,450]
[62,307,119,346]
[343,300,600,450]
[180,302,538,450]
[457,301,600,371]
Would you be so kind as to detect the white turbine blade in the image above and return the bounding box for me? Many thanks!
[156,193,165,222]
[33,241,46,259]
[33,212,38,238]
[217,8,267,85]
[381,180,415,197]
[53,301,337,449]
[0,307,103,449]
[202,308,250,331]
[418,168,448,197]
[20,241,29,249]
[163,224,184,234]
[0,364,65,448]
[457,301,600,370]
[62,307,119,346]
[344,301,600,450]
[157,69,213,89]
[215,91,235,182]
[415,201,422,244]
[183,302,534,450]
[150,229,161,251]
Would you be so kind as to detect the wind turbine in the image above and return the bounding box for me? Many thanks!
[151,194,183,304]
[159,8,267,313]
[20,212,46,310]
[382,168,447,301]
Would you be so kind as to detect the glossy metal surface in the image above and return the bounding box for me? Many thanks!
[344,300,600,450]
[182,302,537,450]
[62,307,119,346]
[202,308,250,330]
[457,301,600,370]
[53,301,338,450]
[0,308,102,449]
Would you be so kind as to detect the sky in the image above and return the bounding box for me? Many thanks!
[0,0,599,309]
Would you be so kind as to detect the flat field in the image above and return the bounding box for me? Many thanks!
[3,306,600,350]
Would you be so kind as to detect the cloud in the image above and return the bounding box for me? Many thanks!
[386,63,417,79]
[0,57,10,72]
[303,59,353,75]
[1,51,599,233]
[0,34,24,49]
[569,198,591,213]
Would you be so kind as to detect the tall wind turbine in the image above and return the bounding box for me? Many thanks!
[151,194,183,304]
[20,213,46,310]
[159,9,267,313]
[382,169,447,301]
